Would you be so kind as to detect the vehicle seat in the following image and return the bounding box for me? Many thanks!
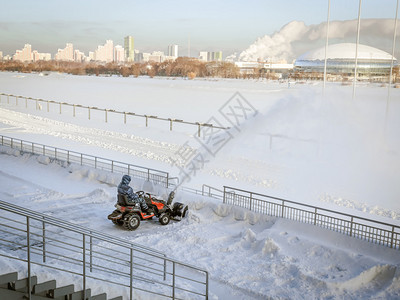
[117,194,129,206]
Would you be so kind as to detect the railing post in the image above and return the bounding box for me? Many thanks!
[105,109,108,123]
[198,123,201,137]
[166,173,169,188]
[82,234,86,300]
[67,151,70,163]
[7,94,9,104]
[349,216,354,237]
[88,107,91,120]
[169,119,173,131]
[81,154,83,165]
[172,262,176,299]
[130,248,133,300]
[205,271,209,300]
[27,216,32,300]
[47,100,49,112]
[16,95,18,106]
[25,97,28,108]
[281,201,285,218]
[42,217,46,263]
[59,102,62,114]
[36,98,38,110]
[390,226,395,248]
[314,208,317,225]
[55,148,57,160]
[95,157,97,169]
[43,145,45,155]
[90,232,93,272]
[73,105,76,117]
[124,112,126,124]
[147,169,150,181]
[249,192,253,211]
[111,161,114,173]
[145,115,148,127]
[163,254,167,281]
[223,186,226,204]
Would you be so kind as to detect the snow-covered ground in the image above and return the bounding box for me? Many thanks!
[0,72,399,299]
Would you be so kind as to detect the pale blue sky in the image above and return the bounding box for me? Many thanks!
[0,0,398,57]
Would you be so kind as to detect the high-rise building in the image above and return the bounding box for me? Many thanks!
[0,51,3,61]
[124,36,134,62]
[55,43,74,61]
[168,44,178,58]
[214,51,223,61]
[134,50,143,62]
[114,45,125,63]
[13,44,33,62]
[148,51,165,63]
[74,50,85,62]
[94,40,114,63]
[207,51,222,62]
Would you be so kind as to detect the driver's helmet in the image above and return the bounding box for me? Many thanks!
[121,175,131,185]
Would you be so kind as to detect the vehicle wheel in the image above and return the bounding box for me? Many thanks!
[112,219,123,226]
[159,213,170,225]
[123,214,141,231]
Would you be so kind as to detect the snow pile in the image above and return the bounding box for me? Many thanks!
[330,265,398,296]
[0,145,20,156]
[37,154,50,165]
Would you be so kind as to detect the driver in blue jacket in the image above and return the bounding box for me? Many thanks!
[118,175,153,214]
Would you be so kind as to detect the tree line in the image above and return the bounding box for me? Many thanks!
[1,58,398,82]
[0,58,243,79]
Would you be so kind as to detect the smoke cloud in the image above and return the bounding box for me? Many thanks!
[239,19,400,62]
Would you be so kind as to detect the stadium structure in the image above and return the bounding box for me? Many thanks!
[294,43,398,78]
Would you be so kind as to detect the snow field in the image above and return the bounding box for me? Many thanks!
[0,149,399,299]
[0,72,400,298]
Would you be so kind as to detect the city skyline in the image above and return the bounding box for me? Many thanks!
[5,40,225,64]
[0,0,399,61]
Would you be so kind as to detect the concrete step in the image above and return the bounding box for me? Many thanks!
[47,284,74,298]
[69,288,91,300]
[91,293,107,300]
[8,275,37,292]
[0,272,124,300]
[0,288,50,300]
[32,279,56,295]
[0,272,18,289]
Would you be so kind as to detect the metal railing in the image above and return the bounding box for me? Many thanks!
[181,184,400,250]
[181,185,224,201]
[0,135,178,188]
[0,93,229,137]
[0,200,209,300]
[222,186,400,250]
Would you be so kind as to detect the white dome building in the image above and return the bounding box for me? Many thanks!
[294,43,397,76]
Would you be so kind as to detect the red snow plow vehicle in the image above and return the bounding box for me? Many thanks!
[107,191,188,231]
